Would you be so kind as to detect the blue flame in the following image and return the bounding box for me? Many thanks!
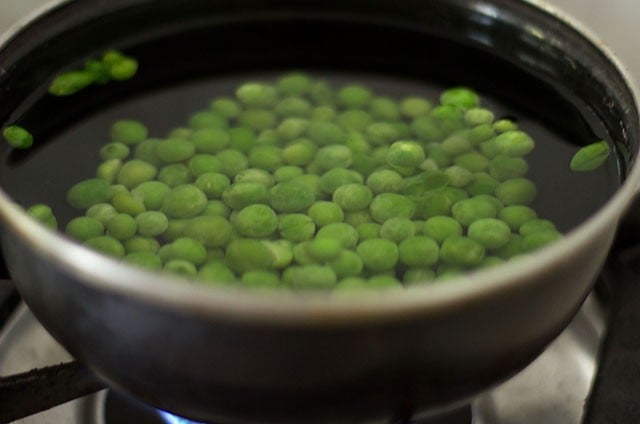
[157,410,205,424]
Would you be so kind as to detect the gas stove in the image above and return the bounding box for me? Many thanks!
[0,280,604,424]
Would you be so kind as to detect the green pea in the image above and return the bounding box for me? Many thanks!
[188,111,228,130]
[192,173,229,199]
[198,261,237,284]
[444,165,474,188]
[2,125,34,149]
[105,213,137,240]
[451,197,498,227]
[86,203,118,225]
[236,82,277,108]
[67,178,111,209]
[96,159,122,184]
[84,236,125,258]
[123,251,162,270]
[467,218,511,249]
[319,168,364,194]
[519,219,558,237]
[369,97,400,121]
[310,80,335,105]
[163,219,189,242]
[26,204,57,229]
[570,141,611,172]
[221,182,268,210]
[156,164,191,187]
[164,237,207,266]
[225,238,275,274]
[277,72,313,96]
[380,217,416,243]
[134,139,162,166]
[328,250,364,278]
[440,87,480,109]
[261,240,294,269]
[278,214,316,242]
[333,277,369,292]
[270,181,315,212]
[464,108,495,126]
[283,265,335,289]
[468,124,496,145]
[400,97,432,118]
[337,84,373,108]
[248,145,282,172]
[133,211,168,237]
[200,200,231,218]
[403,268,436,285]
[522,232,562,252]
[282,139,317,166]
[65,217,105,241]
[454,152,489,172]
[386,141,425,169]
[493,119,518,133]
[162,185,207,218]
[240,271,281,289]
[494,234,524,259]
[332,183,373,212]
[216,149,249,178]
[498,205,537,231]
[467,172,500,196]
[440,236,485,266]
[235,169,274,187]
[115,159,157,189]
[124,236,160,253]
[210,97,241,119]
[273,165,304,182]
[164,260,198,277]
[107,56,138,81]
[155,138,195,163]
[307,201,344,227]
[182,215,232,248]
[337,109,373,132]
[306,237,342,261]
[315,145,353,171]
[316,223,359,249]
[111,192,145,216]
[366,170,403,194]
[307,121,346,145]
[495,178,537,206]
[226,127,256,153]
[493,131,535,157]
[370,193,416,223]
[109,120,148,145]
[441,133,472,156]
[430,105,464,133]
[488,155,529,181]
[100,142,130,160]
[234,204,278,238]
[422,216,462,243]
[357,239,398,272]
[84,59,109,84]
[191,128,230,154]
[356,222,381,240]
[292,242,316,265]
[238,109,277,131]
[275,97,313,117]
[49,70,95,96]
[342,210,372,228]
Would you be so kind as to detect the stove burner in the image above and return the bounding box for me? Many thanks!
[102,390,472,424]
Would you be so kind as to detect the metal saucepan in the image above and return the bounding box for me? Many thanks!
[0,0,639,422]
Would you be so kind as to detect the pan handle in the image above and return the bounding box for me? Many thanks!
[0,361,105,422]
[583,239,640,422]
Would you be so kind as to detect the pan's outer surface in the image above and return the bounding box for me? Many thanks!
[0,0,638,423]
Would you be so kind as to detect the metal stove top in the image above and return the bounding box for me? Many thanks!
[0,0,637,423]
[0,296,604,424]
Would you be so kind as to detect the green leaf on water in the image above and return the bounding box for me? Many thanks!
[570,141,611,172]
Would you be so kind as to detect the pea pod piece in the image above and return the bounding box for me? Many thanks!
[569,141,611,172]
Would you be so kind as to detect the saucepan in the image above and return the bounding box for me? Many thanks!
[0,0,638,422]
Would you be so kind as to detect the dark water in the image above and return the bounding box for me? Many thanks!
[0,69,620,233]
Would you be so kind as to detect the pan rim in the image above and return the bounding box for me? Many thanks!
[0,0,638,326]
